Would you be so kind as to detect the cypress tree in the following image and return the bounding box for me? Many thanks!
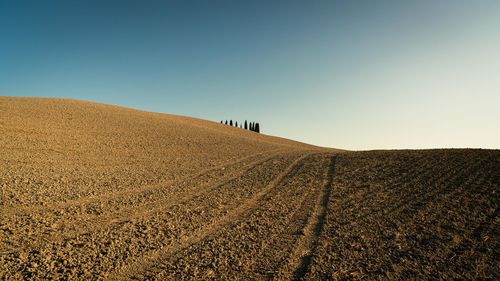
[250,122,254,132]
[244,120,248,130]
[225,120,228,125]
[255,122,260,133]
[220,120,223,124]
[235,121,238,127]
[230,120,233,126]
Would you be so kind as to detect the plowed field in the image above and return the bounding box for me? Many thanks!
[1,98,498,280]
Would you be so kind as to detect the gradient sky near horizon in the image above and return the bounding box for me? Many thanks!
[1,0,499,150]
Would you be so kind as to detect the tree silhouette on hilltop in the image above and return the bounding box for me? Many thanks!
[221,118,261,133]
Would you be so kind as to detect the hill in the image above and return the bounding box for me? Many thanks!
[0,97,498,280]
[0,97,318,206]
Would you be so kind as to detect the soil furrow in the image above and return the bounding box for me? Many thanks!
[1,153,302,279]
[323,152,448,219]
[129,153,317,280]
[2,151,282,247]
[7,149,282,216]
[365,153,491,225]
[326,152,469,228]
[237,154,332,280]
[390,156,499,278]
[279,155,336,281]
[303,150,500,280]
[108,153,310,280]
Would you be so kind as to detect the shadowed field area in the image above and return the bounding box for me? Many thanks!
[1,98,498,280]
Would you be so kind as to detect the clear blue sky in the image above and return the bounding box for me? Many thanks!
[1,0,499,149]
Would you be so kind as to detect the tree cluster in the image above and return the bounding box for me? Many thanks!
[221,119,260,133]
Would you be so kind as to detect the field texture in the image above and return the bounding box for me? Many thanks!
[1,98,498,280]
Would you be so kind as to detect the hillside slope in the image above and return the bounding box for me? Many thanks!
[1,97,497,280]
[0,97,318,206]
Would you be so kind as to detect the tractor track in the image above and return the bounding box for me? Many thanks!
[109,153,312,280]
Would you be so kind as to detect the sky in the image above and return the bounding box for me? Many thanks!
[1,0,499,150]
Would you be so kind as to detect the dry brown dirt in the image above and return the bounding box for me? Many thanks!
[1,97,498,280]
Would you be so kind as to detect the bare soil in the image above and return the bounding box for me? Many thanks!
[1,98,498,280]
